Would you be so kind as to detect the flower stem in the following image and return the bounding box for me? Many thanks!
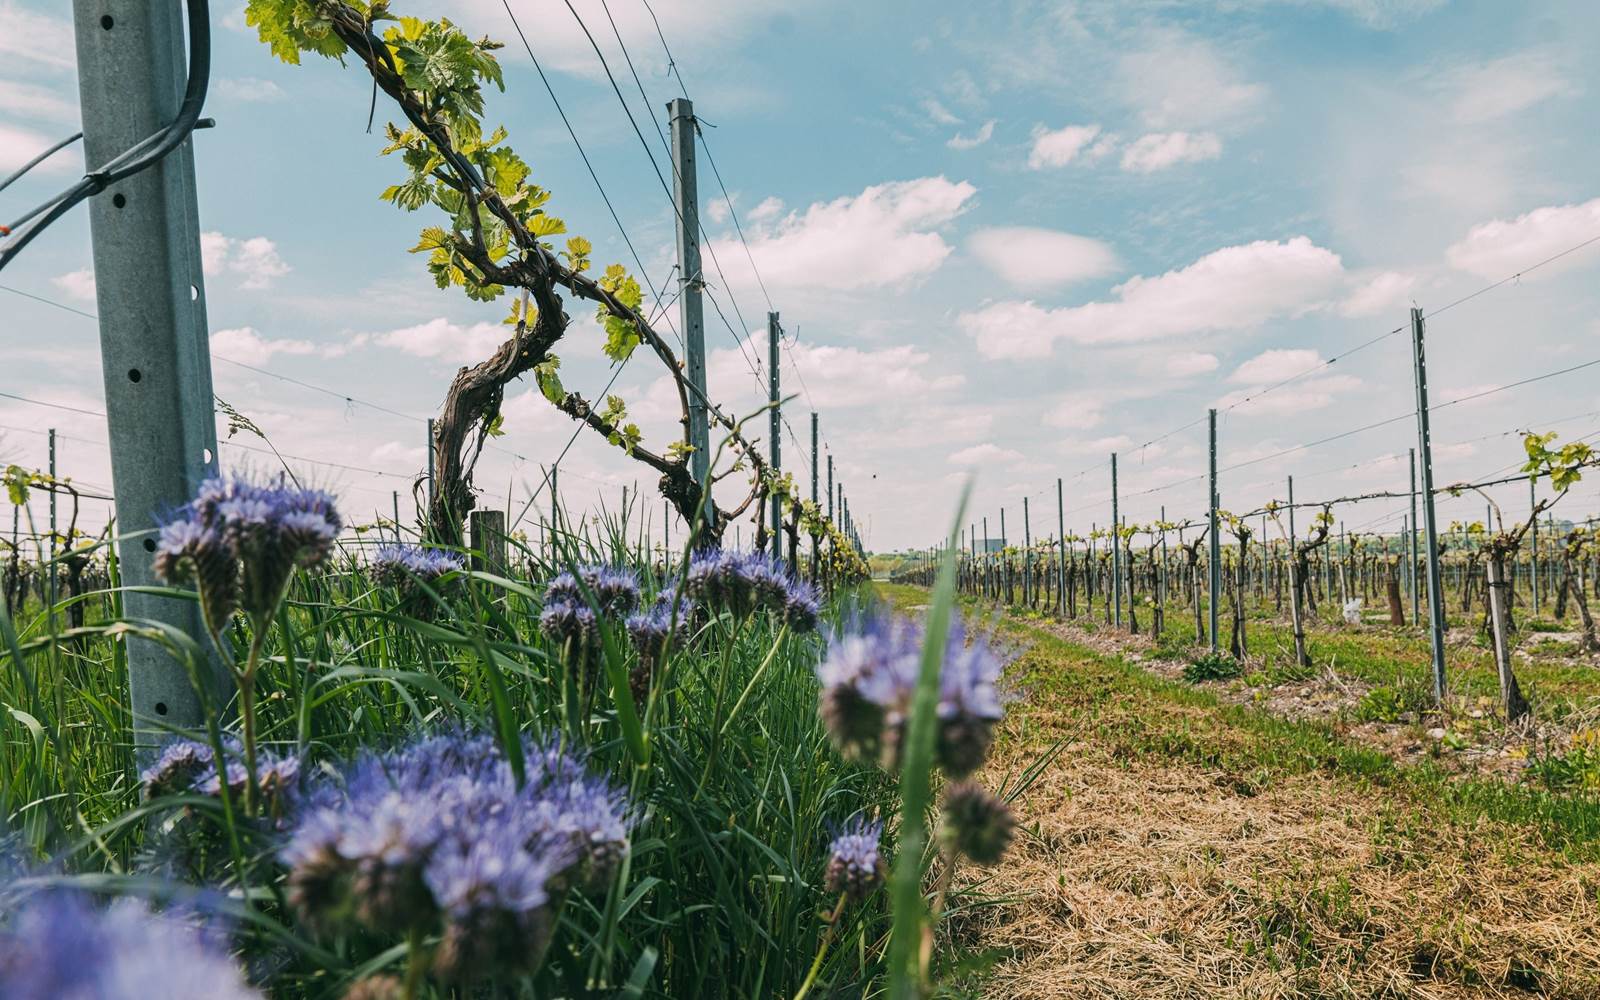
[719,623,788,736]
[792,895,848,1000]
[402,926,429,1000]
[238,625,268,817]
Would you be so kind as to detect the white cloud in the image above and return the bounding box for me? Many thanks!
[214,77,288,102]
[0,79,75,121]
[747,196,784,224]
[949,443,1024,467]
[211,327,324,366]
[1027,124,1102,169]
[1339,270,1415,317]
[961,237,1346,360]
[1160,351,1220,378]
[0,5,74,72]
[1215,375,1362,415]
[1045,396,1104,430]
[1439,50,1576,124]
[706,197,731,225]
[700,333,964,412]
[0,123,79,174]
[947,120,996,150]
[921,97,962,126]
[201,232,291,290]
[1117,30,1266,130]
[967,226,1119,292]
[1119,131,1222,173]
[709,177,976,292]
[1445,197,1600,282]
[51,268,96,302]
[1282,0,1446,29]
[1228,348,1324,384]
[357,318,510,365]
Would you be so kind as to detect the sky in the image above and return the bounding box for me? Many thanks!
[3,0,1600,554]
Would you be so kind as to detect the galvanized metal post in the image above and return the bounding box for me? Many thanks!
[549,466,559,561]
[810,412,819,576]
[1111,452,1122,628]
[47,427,57,612]
[1022,496,1032,606]
[668,98,712,523]
[1409,448,1419,625]
[1208,409,1220,652]
[426,417,436,522]
[768,312,782,561]
[1411,308,1449,702]
[1056,477,1066,618]
[391,490,400,543]
[826,455,834,524]
[72,0,221,736]
[1530,475,1539,614]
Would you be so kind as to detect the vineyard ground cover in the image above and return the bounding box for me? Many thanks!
[881,583,1600,998]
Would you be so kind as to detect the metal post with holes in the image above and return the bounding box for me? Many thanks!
[1111,453,1122,628]
[668,98,712,524]
[1022,496,1032,606]
[549,467,559,561]
[391,490,400,543]
[1530,475,1539,614]
[426,417,436,524]
[810,413,819,577]
[1409,448,1419,625]
[1411,308,1449,702]
[72,1,221,738]
[768,312,782,562]
[48,427,58,613]
[1208,409,1220,652]
[1056,478,1066,618]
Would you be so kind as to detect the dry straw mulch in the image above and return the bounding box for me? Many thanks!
[954,687,1600,998]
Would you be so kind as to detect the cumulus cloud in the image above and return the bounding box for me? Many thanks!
[967,226,1119,292]
[0,79,75,121]
[0,123,79,173]
[961,237,1346,360]
[1214,374,1362,415]
[707,177,976,292]
[201,232,291,290]
[51,268,96,302]
[355,318,510,365]
[948,443,1024,467]
[947,119,996,150]
[1120,131,1223,173]
[1027,124,1103,169]
[1228,348,1325,384]
[1445,197,1600,281]
[1117,30,1266,130]
[1339,270,1415,317]
[1045,396,1105,430]
[0,5,74,72]
[1159,351,1220,378]
[211,327,325,366]
[214,77,287,102]
[1439,49,1576,124]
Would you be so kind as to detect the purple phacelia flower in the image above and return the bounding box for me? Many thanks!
[815,613,1011,777]
[155,473,343,625]
[824,816,886,901]
[940,782,1015,866]
[685,548,814,623]
[140,738,216,799]
[0,892,261,999]
[542,565,642,616]
[372,544,466,587]
[282,730,632,961]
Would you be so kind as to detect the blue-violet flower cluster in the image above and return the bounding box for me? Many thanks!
[282,731,630,982]
[371,543,465,586]
[0,892,261,999]
[684,549,820,631]
[153,473,342,632]
[815,614,1009,778]
[824,816,886,901]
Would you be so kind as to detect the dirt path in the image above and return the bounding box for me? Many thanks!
[882,588,1600,999]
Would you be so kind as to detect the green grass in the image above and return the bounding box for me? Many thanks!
[1,513,910,998]
[880,583,1600,861]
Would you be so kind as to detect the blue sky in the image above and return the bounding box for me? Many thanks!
[3,0,1600,552]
